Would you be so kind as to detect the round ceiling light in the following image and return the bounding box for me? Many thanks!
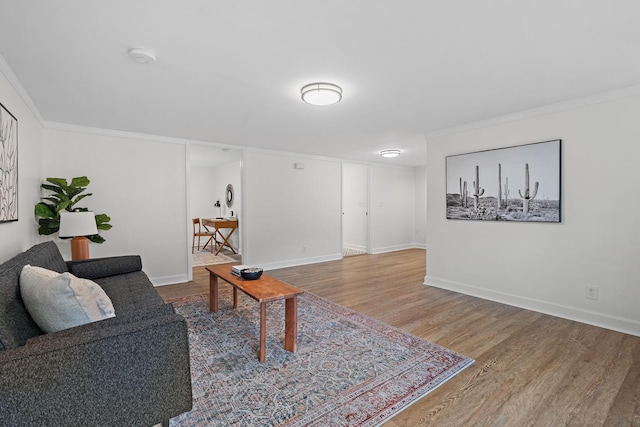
[128,47,157,64]
[301,82,342,106]
[380,149,401,158]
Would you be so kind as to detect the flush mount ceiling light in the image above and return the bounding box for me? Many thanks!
[380,149,401,158]
[300,82,342,106]
[128,47,156,64]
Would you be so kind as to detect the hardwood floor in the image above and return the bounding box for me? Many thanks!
[156,249,640,426]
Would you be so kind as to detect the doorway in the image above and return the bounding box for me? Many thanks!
[188,144,243,270]
[342,162,369,256]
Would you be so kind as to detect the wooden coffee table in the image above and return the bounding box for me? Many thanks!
[206,264,304,363]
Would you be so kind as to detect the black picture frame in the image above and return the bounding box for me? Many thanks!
[0,102,18,223]
[446,139,561,222]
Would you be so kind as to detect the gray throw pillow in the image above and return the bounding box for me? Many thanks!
[20,265,115,333]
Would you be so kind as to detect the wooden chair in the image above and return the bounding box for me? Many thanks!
[192,218,214,253]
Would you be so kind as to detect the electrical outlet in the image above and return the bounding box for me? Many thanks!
[302,246,307,253]
[586,285,599,300]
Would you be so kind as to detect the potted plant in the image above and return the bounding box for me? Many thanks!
[34,176,112,243]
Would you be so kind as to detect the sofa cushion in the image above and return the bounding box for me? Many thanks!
[20,265,116,333]
[0,319,13,350]
[0,242,68,349]
[95,271,163,316]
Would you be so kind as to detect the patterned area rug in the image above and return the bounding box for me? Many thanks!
[169,292,473,426]
[343,247,367,257]
[192,249,235,267]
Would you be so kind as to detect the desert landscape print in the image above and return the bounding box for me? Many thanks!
[446,139,561,222]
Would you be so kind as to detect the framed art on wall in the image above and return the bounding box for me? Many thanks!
[0,102,18,223]
[446,139,561,222]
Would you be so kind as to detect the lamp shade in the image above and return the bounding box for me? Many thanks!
[59,211,98,237]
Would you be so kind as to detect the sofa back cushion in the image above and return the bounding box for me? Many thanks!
[0,242,68,349]
[94,271,162,317]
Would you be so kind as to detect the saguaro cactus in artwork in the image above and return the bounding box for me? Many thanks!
[459,177,468,208]
[472,165,484,211]
[498,164,503,209]
[504,176,510,208]
[518,163,539,213]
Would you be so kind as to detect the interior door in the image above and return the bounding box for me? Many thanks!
[342,162,369,255]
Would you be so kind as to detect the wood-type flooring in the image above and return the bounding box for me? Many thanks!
[157,249,640,426]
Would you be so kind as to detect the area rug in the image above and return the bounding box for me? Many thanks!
[343,247,367,257]
[168,292,473,426]
[192,249,235,267]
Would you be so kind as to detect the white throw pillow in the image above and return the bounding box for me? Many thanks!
[20,265,116,333]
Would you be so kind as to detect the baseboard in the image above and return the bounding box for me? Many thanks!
[425,275,640,337]
[258,253,343,271]
[371,243,425,254]
[152,274,189,287]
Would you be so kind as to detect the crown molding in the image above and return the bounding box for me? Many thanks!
[424,84,640,141]
[185,139,244,151]
[241,144,343,164]
[44,121,188,145]
[0,54,45,125]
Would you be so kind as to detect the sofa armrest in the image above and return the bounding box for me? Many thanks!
[66,255,142,279]
[0,311,192,426]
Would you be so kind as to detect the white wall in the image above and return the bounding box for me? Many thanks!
[0,68,45,262]
[425,95,640,336]
[43,129,188,285]
[190,166,217,220]
[243,151,342,269]
[414,166,427,248]
[369,165,417,253]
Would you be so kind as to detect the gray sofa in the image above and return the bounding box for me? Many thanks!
[0,241,192,426]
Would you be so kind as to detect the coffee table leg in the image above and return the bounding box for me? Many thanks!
[209,274,218,312]
[233,287,238,309]
[284,296,298,353]
[259,302,267,363]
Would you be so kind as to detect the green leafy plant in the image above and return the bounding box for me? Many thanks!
[34,176,112,243]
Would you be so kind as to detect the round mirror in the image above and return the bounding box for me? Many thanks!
[225,184,234,208]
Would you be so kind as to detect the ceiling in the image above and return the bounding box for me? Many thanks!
[2,1,640,167]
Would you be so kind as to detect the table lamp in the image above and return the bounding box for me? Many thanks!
[214,200,222,219]
[58,211,98,260]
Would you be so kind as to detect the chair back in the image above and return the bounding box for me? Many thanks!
[192,218,201,234]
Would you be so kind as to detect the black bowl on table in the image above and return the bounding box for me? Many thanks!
[241,268,263,280]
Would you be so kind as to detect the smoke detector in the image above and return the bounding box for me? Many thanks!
[128,47,156,64]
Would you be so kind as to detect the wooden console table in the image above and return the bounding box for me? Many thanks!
[206,264,304,362]
[202,218,238,255]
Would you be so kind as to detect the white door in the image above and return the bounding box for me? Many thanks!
[342,163,369,255]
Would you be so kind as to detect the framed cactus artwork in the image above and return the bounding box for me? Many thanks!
[446,139,561,222]
[0,102,18,223]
